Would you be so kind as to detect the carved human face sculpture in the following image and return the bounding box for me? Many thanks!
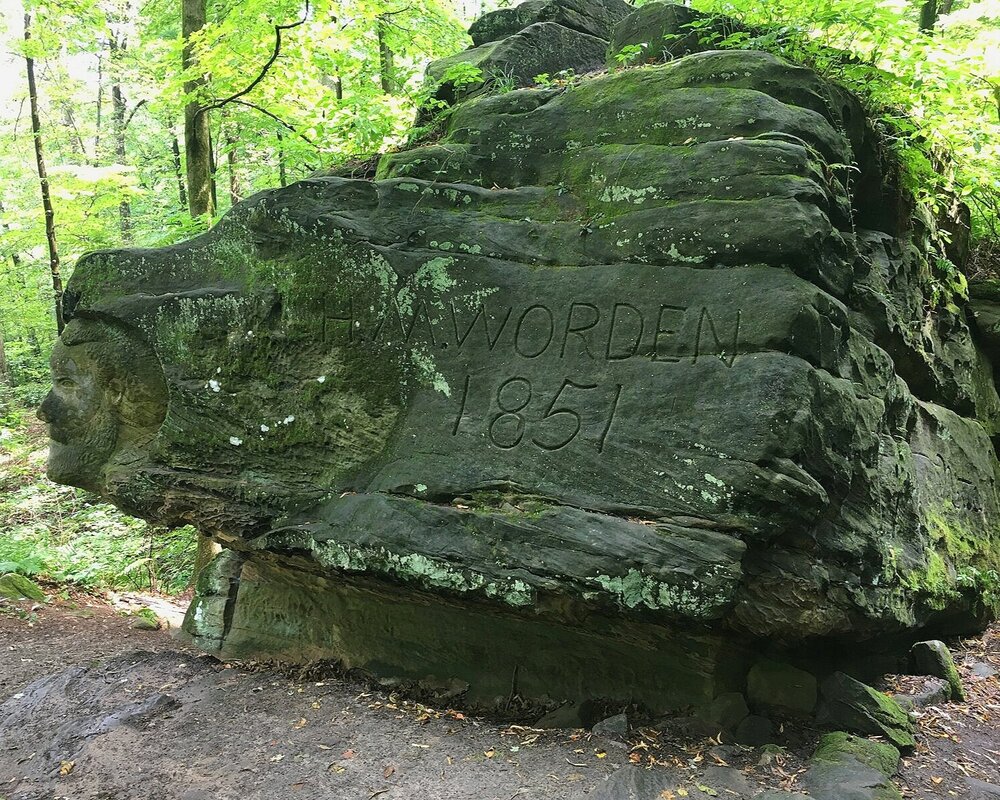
[37,320,167,494]
[37,340,121,491]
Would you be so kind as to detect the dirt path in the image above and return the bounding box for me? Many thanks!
[1,593,999,800]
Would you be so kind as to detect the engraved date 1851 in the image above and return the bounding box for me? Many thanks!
[451,375,623,453]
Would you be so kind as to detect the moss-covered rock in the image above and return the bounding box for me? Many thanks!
[818,673,916,752]
[0,573,46,602]
[911,640,965,702]
[37,0,1000,711]
[804,731,902,800]
[813,731,901,777]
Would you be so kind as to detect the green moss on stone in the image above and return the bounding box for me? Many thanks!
[813,731,900,777]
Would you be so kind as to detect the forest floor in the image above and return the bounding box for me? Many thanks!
[1,589,1000,800]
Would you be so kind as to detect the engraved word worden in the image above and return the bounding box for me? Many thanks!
[325,295,742,367]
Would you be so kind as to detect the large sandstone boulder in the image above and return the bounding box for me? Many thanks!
[41,1,1000,711]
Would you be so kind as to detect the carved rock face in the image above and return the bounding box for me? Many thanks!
[38,338,120,492]
[48,1,1000,710]
[38,318,168,505]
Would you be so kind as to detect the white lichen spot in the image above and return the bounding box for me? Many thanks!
[316,375,327,383]
[208,380,221,393]
[599,185,659,204]
[412,256,457,294]
[666,244,706,264]
[410,346,451,397]
[282,415,295,425]
[260,424,270,433]
[229,436,243,446]
[415,484,428,493]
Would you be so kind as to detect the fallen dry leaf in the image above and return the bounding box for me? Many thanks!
[58,760,75,776]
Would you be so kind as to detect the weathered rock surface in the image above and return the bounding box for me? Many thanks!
[803,731,902,800]
[589,765,681,800]
[733,714,775,747]
[891,676,951,710]
[40,1,1000,710]
[968,778,1000,799]
[817,673,916,751]
[911,639,965,701]
[698,691,749,732]
[430,0,632,106]
[747,658,817,715]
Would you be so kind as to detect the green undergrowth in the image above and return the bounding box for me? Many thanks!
[0,401,197,595]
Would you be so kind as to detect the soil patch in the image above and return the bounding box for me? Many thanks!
[1,593,999,799]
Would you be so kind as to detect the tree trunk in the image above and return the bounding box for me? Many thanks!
[24,12,64,335]
[377,16,395,94]
[109,35,131,241]
[0,325,9,387]
[94,49,103,165]
[225,125,241,206]
[920,0,938,32]
[0,201,21,270]
[172,135,187,208]
[62,103,86,155]
[210,123,218,211]
[183,0,215,219]
[276,129,287,187]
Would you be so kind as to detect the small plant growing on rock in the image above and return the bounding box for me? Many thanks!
[613,43,646,67]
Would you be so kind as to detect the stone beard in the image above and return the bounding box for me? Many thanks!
[37,319,167,495]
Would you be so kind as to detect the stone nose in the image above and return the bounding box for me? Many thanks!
[37,392,55,423]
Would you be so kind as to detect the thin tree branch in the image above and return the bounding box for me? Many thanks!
[24,12,64,334]
[228,99,316,146]
[123,98,148,130]
[196,1,310,120]
[379,6,413,17]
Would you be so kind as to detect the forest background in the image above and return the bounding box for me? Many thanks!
[1,0,999,597]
